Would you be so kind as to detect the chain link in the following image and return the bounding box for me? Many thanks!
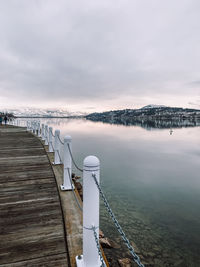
[67,144,83,172]
[92,174,144,267]
[58,134,64,145]
[66,168,83,212]
[91,226,106,267]
[50,128,55,137]
[57,149,63,164]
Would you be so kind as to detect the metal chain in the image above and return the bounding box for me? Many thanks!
[57,149,63,164]
[67,168,83,212]
[92,226,106,267]
[92,174,144,267]
[58,135,64,145]
[50,128,55,137]
[67,144,83,172]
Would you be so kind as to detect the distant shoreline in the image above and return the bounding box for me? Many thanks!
[15,116,85,119]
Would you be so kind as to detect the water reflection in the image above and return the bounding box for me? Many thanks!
[86,116,200,130]
[20,118,200,266]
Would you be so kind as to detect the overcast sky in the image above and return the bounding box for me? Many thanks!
[0,0,200,112]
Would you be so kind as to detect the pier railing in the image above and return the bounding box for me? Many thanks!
[9,119,144,267]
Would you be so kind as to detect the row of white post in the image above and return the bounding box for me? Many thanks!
[9,119,26,127]
[26,120,102,267]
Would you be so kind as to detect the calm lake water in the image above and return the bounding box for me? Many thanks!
[24,118,200,266]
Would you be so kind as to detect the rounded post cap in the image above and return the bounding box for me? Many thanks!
[84,155,100,170]
[64,135,72,142]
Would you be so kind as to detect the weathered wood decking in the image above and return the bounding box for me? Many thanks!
[0,126,69,266]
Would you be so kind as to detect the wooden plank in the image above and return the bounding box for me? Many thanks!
[0,177,57,192]
[0,155,49,164]
[0,126,69,266]
[0,148,46,157]
[1,253,68,267]
[0,168,54,183]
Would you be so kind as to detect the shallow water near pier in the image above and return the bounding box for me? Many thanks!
[24,118,200,266]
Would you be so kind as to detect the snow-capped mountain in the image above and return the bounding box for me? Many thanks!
[141,104,167,109]
[3,108,86,117]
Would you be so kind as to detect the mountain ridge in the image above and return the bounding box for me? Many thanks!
[86,105,200,121]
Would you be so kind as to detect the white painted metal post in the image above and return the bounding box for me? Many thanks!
[26,121,29,131]
[61,135,74,191]
[54,129,61,164]
[37,121,41,137]
[41,124,45,140]
[31,121,34,133]
[33,121,36,134]
[45,125,48,145]
[35,121,37,134]
[76,156,100,267]
[48,127,53,152]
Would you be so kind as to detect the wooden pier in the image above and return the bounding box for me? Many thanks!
[0,125,82,266]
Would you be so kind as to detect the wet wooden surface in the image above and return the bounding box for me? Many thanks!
[45,149,83,267]
[0,126,69,266]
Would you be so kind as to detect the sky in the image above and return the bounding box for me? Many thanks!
[0,0,200,113]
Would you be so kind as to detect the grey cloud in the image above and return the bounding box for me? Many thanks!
[189,80,200,86]
[0,0,200,108]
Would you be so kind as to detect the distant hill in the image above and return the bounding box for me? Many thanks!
[3,108,86,118]
[86,105,200,119]
[85,105,200,129]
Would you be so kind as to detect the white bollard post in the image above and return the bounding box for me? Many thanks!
[45,125,49,145]
[34,121,37,135]
[37,122,41,137]
[33,121,36,134]
[34,121,37,134]
[26,121,29,131]
[61,135,74,191]
[31,121,33,132]
[41,124,45,140]
[76,156,101,267]
[53,129,61,164]
[48,127,53,152]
